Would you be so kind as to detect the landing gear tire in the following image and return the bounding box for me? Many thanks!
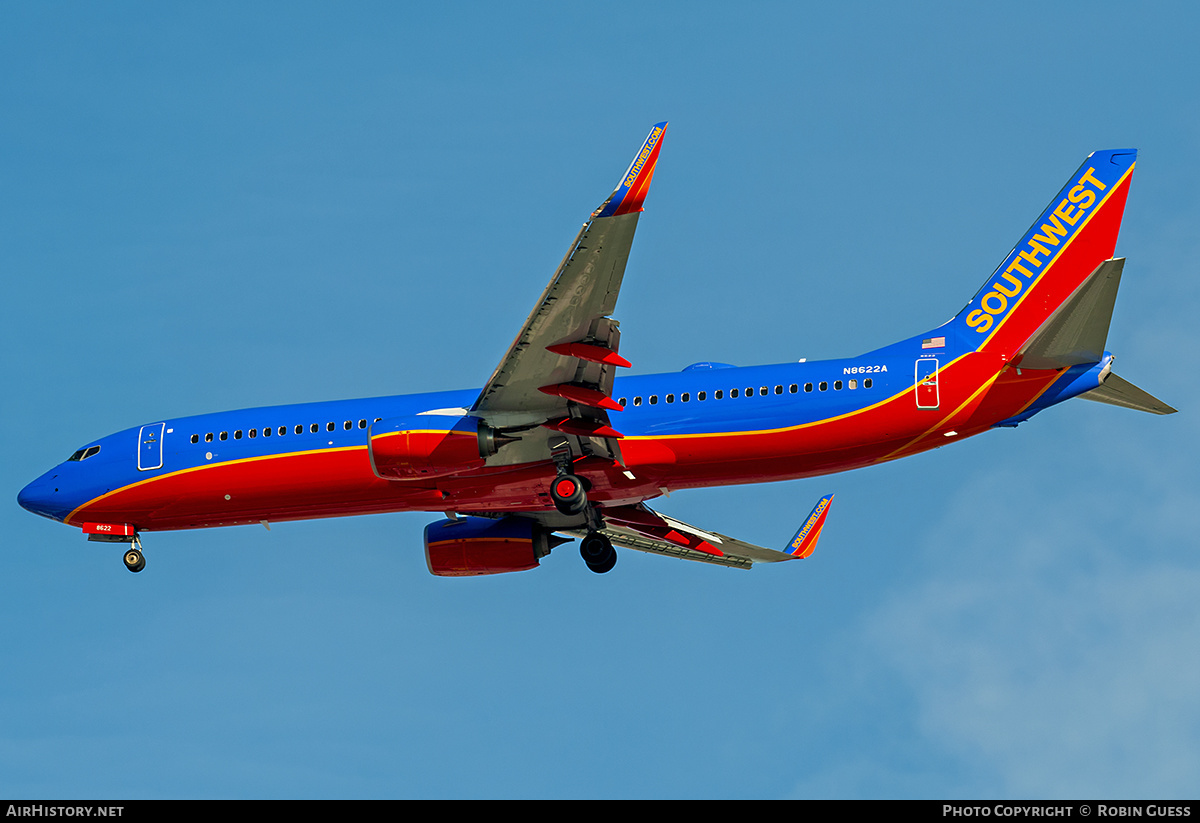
[550,473,588,516]
[580,532,616,574]
[123,548,145,573]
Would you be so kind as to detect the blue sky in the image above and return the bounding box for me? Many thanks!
[3,2,1198,798]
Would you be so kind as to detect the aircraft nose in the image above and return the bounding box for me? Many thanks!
[17,471,69,522]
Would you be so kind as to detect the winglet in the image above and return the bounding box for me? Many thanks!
[786,495,834,559]
[594,122,667,218]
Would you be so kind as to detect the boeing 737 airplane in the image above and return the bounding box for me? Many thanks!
[18,124,1175,576]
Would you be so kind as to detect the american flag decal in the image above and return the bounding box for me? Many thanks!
[922,336,945,349]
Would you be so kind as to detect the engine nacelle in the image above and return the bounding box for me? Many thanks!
[424,516,556,577]
[369,414,495,480]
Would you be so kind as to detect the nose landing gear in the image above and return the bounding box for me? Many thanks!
[84,525,147,573]
[118,534,146,573]
[123,546,146,573]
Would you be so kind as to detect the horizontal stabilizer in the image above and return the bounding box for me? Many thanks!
[1080,372,1177,415]
[1017,259,1123,370]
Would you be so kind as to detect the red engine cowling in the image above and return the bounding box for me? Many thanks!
[424,516,556,577]
[369,414,489,480]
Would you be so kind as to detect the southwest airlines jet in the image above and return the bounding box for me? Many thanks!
[18,124,1175,576]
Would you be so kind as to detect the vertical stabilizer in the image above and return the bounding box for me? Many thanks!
[951,150,1136,356]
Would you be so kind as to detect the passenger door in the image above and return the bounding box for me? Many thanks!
[137,423,165,471]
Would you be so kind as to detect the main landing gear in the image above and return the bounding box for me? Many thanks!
[580,531,616,574]
[548,437,589,518]
[550,472,616,572]
[549,470,616,573]
[546,438,616,574]
[550,473,588,516]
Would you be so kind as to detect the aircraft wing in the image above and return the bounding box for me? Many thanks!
[470,123,667,466]
[563,495,834,570]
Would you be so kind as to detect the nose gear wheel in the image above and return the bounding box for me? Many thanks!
[123,547,145,573]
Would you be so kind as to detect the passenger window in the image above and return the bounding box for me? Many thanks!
[819,382,828,391]
[682,393,689,402]
[715,390,723,399]
[864,378,873,389]
[327,422,335,432]
[731,388,739,398]
[789,384,798,393]
[633,397,642,406]
[234,430,243,439]
[219,432,228,441]
[344,421,352,430]
[666,394,674,404]
[804,383,813,392]
[263,428,271,437]
[775,385,783,395]
[249,428,257,438]
[311,423,319,433]
[698,391,706,401]
[190,434,199,444]
[834,381,842,390]
[205,433,213,442]
[619,398,627,407]
[278,426,286,436]
[760,386,768,396]
[849,379,858,389]
[649,396,658,405]
[359,420,367,429]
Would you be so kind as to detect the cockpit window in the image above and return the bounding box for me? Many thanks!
[67,445,101,462]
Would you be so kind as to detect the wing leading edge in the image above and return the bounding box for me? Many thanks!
[469,123,667,468]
